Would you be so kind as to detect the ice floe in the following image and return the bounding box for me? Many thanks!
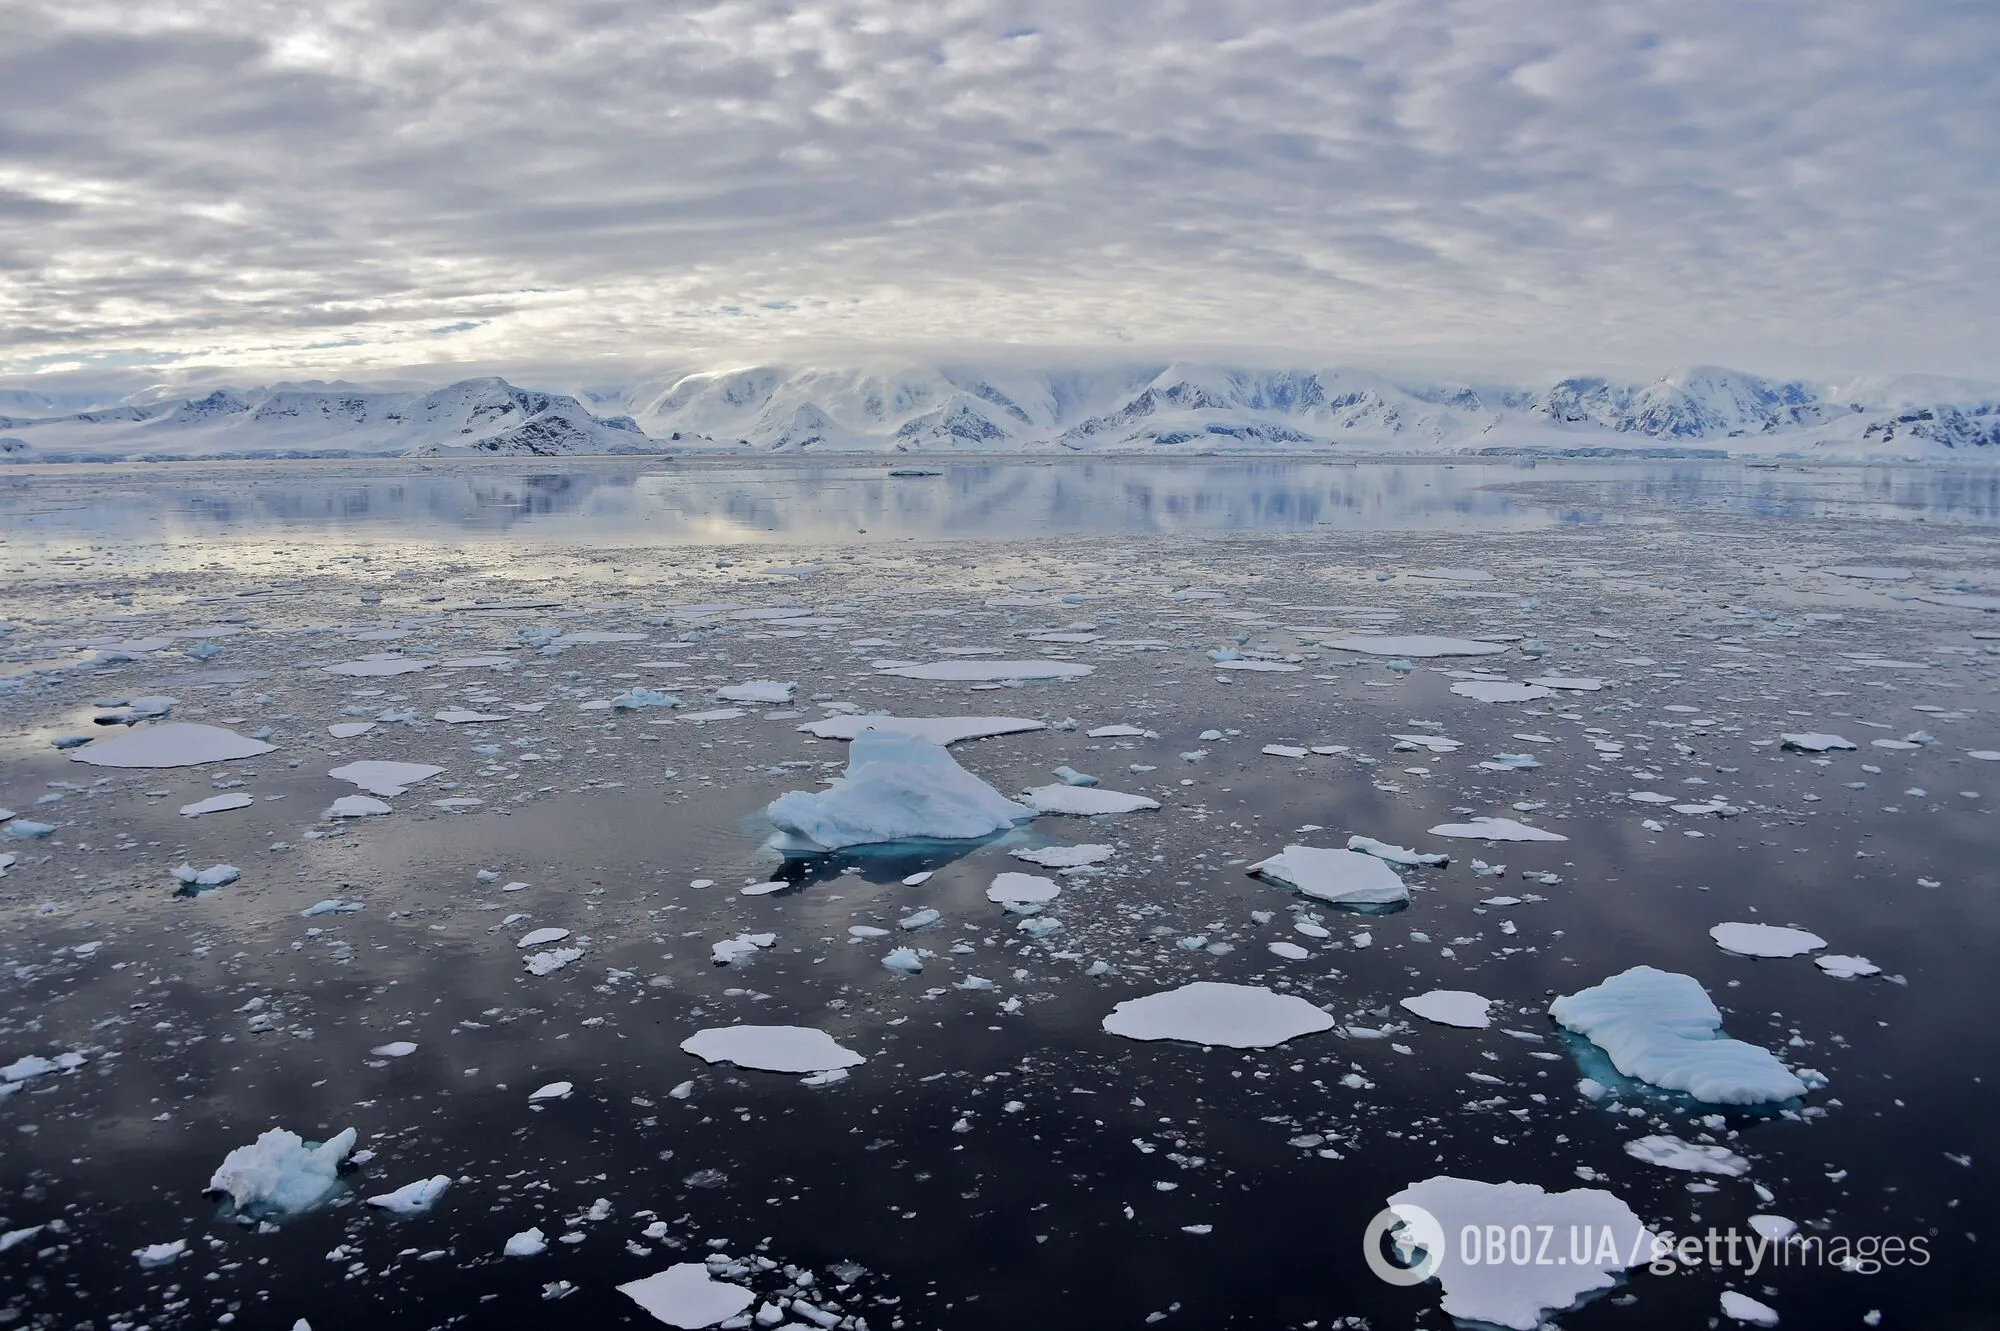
[986,872,1061,907]
[517,928,571,949]
[1400,990,1494,1028]
[70,723,275,768]
[1780,732,1856,753]
[679,1026,865,1074]
[325,795,391,819]
[766,731,1032,851]
[1427,817,1568,842]
[207,1127,358,1218]
[179,793,253,818]
[1551,966,1809,1104]
[1720,1290,1782,1326]
[1248,846,1410,907]
[716,680,796,704]
[877,660,1094,681]
[322,657,435,677]
[1623,1134,1751,1176]
[1021,785,1160,816]
[1011,843,1115,868]
[328,760,445,796]
[1347,835,1447,867]
[617,1263,756,1329]
[1451,679,1555,704]
[1101,981,1334,1048]
[799,714,1045,745]
[366,1176,450,1214]
[1326,635,1508,657]
[1710,922,1826,958]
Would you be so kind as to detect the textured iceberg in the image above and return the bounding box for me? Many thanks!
[1248,845,1410,906]
[207,1127,357,1217]
[1550,966,1808,1104]
[765,730,1032,851]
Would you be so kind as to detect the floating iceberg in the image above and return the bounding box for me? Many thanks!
[71,723,274,769]
[680,1025,865,1074]
[716,680,795,704]
[207,1126,358,1217]
[1102,981,1334,1049]
[1021,785,1160,816]
[1401,990,1493,1028]
[1248,846,1410,907]
[1451,679,1555,704]
[765,731,1032,852]
[366,1175,450,1214]
[1550,966,1809,1104]
[1710,922,1825,958]
[617,1263,756,1329]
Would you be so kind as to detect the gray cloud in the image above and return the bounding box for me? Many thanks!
[1,0,1995,381]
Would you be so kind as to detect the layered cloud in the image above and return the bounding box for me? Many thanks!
[3,0,1995,378]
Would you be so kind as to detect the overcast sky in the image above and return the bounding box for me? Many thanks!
[2,0,1996,387]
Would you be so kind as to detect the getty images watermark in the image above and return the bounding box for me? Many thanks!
[1363,1205,1932,1283]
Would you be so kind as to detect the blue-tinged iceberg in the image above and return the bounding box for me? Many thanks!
[1549,966,1810,1105]
[765,731,1033,852]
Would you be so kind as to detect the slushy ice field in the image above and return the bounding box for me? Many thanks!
[0,460,1995,1331]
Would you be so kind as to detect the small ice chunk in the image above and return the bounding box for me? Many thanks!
[1326,636,1508,657]
[327,722,376,739]
[328,760,444,797]
[434,708,505,724]
[1815,954,1881,978]
[717,680,795,704]
[1624,1134,1751,1176]
[617,1263,757,1329]
[179,792,254,818]
[881,947,924,973]
[1268,941,1311,960]
[1346,835,1448,867]
[679,1026,865,1074]
[134,1239,188,1267]
[1011,843,1115,868]
[524,946,584,976]
[1022,785,1161,816]
[1451,680,1555,704]
[369,1041,418,1058]
[366,1175,450,1214]
[1400,990,1494,1029]
[207,1127,358,1217]
[325,795,392,818]
[1101,981,1335,1049]
[987,872,1061,907]
[528,1081,573,1102]
[1720,1291,1781,1326]
[1247,846,1409,906]
[1710,922,1826,958]
[504,1227,547,1257]
[897,908,941,929]
[1780,733,1856,753]
[517,928,571,949]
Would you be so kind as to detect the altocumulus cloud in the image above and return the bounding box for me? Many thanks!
[1,0,1995,377]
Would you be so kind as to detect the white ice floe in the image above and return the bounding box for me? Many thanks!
[1624,1134,1751,1176]
[3,1051,86,1082]
[1346,835,1448,867]
[1326,635,1508,657]
[323,657,435,677]
[328,760,444,797]
[1710,922,1826,958]
[679,708,744,722]
[717,680,796,704]
[1269,941,1311,959]
[1451,680,1556,704]
[765,731,1032,851]
[71,723,275,769]
[679,1026,865,1074]
[1526,676,1605,691]
[325,795,391,818]
[1248,846,1410,906]
[1401,990,1494,1028]
[434,708,505,724]
[1392,733,1463,752]
[327,722,375,738]
[1780,732,1856,752]
[617,1263,757,1329]
[528,1081,573,1102]
[1021,785,1160,816]
[503,1228,546,1257]
[172,862,239,888]
[881,947,924,973]
[369,1041,417,1057]
[1087,724,1150,737]
[710,933,775,964]
[523,946,583,976]
[207,1127,358,1217]
[1011,843,1115,868]
[1815,954,1881,978]
[799,714,1046,745]
[1212,658,1302,672]
[301,899,362,916]
[366,1176,450,1214]
[134,1240,187,1267]
[517,928,571,949]
[179,793,253,818]
[1101,981,1334,1048]
[1720,1290,1782,1326]
[1427,817,1568,842]
[877,660,1094,682]
[986,872,1061,907]
[1550,966,1809,1104]
[1383,1175,1654,1331]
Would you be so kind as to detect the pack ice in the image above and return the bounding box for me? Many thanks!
[1102,982,1335,1048]
[1248,846,1410,907]
[1550,966,1810,1104]
[207,1127,358,1217]
[70,723,274,768]
[765,731,1032,852]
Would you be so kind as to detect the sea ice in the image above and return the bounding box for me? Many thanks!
[503,1227,546,1257]
[799,714,1046,745]
[1021,785,1160,816]
[70,723,274,768]
[369,1041,417,1057]
[1451,680,1556,704]
[366,1176,450,1214]
[1382,1176,1654,1331]
[523,946,583,976]
[134,1240,187,1267]
[517,928,571,949]
[328,760,445,797]
[1011,843,1115,868]
[881,947,924,972]
[986,872,1061,907]
[1720,1291,1782,1326]
[1101,981,1334,1048]
[717,680,796,704]
[1623,1134,1751,1176]
[877,660,1094,681]
[1400,990,1494,1028]
[172,862,240,888]
[179,793,253,818]
[1346,835,1448,867]
[322,657,435,677]
[434,708,505,723]
[1780,733,1856,752]
[1815,954,1881,978]
[325,795,391,818]
[1248,846,1410,906]
[1710,922,1826,958]
[1550,966,1809,1104]
[679,1026,865,1074]
[1526,676,1605,691]
[1326,635,1508,657]
[207,1127,358,1217]
[1427,817,1568,842]
[617,1263,757,1329]
[765,731,1032,851]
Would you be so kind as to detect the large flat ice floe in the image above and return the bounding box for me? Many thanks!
[799,714,1046,745]
[1102,981,1335,1048]
[70,723,275,768]
[1325,635,1508,657]
[876,659,1094,681]
[1248,846,1410,906]
[1401,990,1494,1028]
[328,760,445,797]
[1383,1176,1655,1331]
[1550,966,1810,1104]
[1021,785,1161,816]
[679,1025,866,1074]
[1427,816,1568,842]
[1710,922,1826,958]
[617,1263,757,1329]
[765,731,1033,851]
[207,1127,358,1217]
[1451,679,1556,704]
[1624,1134,1751,1176]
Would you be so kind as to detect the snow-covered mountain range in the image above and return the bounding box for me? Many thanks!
[4,363,1996,462]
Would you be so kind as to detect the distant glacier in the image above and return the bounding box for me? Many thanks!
[4,361,1997,462]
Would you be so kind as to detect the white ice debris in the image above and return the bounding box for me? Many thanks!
[328,760,445,797]
[172,862,240,888]
[517,928,571,949]
[1624,1134,1752,1176]
[986,872,1061,907]
[679,1026,866,1074]
[1400,990,1494,1028]
[1780,733,1856,752]
[178,792,253,818]
[327,722,376,738]
[366,1176,450,1214]
[325,795,391,818]
[1326,635,1508,657]
[1087,724,1150,737]
[434,708,504,723]
[1427,817,1568,842]
[766,731,1032,851]
[1383,1176,1655,1331]
[1550,966,1809,1104]
[1451,680,1555,704]
[1526,676,1605,691]
[3,1051,85,1082]
[1011,843,1115,868]
[1720,1291,1782,1326]
[881,947,924,973]
[207,1127,358,1216]
[523,947,583,976]
[1021,785,1161,816]
[1347,835,1448,867]
[528,1081,573,1102]
[133,1239,188,1267]
[1101,981,1335,1048]
[617,1263,757,1329]
[1710,922,1826,958]
[1247,846,1410,906]
[877,660,1094,681]
[800,714,1046,745]
[71,723,275,768]
[711,933,775,964]
[717,680,796,704]
[301,899,362,916]
[1816,954,1882,978]
[369,1041,417,1057]
[503,1227,547,1257]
